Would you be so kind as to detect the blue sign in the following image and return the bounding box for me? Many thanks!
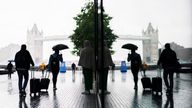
[120,61,127,72]
[60,61,66,73]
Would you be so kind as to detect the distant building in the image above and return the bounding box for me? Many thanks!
[167,42,192,63]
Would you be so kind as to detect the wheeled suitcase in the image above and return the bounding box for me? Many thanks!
[152,69,162,95]
[40,71,50,92]
[30,69,41,97]
[141,77,152,90]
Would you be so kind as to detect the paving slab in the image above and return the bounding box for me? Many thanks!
[0,70,191,108]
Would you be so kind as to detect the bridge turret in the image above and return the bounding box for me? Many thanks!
[142,23,159,63]
[27,24,43,65]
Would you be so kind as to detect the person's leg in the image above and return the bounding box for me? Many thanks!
[83,68,89,91]
[9,71,11,78]
[52,71,59,89]
[143,70,146,76]
[82,68,91,94]
[17,71,23,93]
[87,69,93,91]
[103,68,109,91]
[163,69,170,92]
[23,70,29,91]
[169,70,174,93]
[42,70,44,77]
[22,70,29,96]
[131,68,139,89]
[72,70,75,82]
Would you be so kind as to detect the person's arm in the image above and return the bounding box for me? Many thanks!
[28,51,34,66]
[138,54,142,68]
[47,55,52,71]
[59,54,63,62]
[127,53,131,62]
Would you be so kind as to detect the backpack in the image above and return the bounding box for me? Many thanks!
[131,53,141,67]
[50,55,59,70]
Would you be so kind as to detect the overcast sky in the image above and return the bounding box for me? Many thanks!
[0,0,191,62]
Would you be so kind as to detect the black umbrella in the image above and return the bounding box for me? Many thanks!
[52,44,69,51]
[121,43,138,50]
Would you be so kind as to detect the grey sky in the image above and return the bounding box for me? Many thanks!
[0,0,191,62]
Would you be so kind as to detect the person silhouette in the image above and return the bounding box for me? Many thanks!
[78,40,95,94]
[14,44,34,97]
[127,49,142,90]
[141,62,148,77]
[39,62,46,77]
[48,49,63,90]
[71,63,76,82]
[7,61,13,79]
[157,43,178,95]
[98,42,114,94]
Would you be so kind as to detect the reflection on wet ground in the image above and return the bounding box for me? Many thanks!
[0,70,191,108]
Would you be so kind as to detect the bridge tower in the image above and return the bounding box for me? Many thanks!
[142,23,159,63]
[27,24,43,64]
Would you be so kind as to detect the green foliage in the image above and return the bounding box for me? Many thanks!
[69,1,118,56]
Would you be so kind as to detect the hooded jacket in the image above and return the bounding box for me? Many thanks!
[14,45,34,70]
[78,40,95,69]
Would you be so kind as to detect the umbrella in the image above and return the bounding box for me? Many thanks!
[52,44,69,51]
[121,43,138,50]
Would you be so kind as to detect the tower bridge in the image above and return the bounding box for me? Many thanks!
[27,23,159,64]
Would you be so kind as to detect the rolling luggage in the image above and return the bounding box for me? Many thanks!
[30,69,41,97]
[141,77,152,90]
[152,69,162,95]
[40,71,50,92]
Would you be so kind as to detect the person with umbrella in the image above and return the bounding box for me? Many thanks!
[48,44,68,90]
[122,43,142,90]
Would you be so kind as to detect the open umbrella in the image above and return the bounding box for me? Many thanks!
[121,43,138,50]
[52,44,69,51]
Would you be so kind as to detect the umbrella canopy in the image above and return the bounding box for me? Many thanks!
[121,43,138,50]
[52,44,69,51]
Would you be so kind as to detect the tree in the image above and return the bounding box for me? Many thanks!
[69,1,118,56]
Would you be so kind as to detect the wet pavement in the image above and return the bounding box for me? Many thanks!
[0,69,191,108]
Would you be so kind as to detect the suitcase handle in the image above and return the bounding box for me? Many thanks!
[31,70,35,79]
[157,68,162,77]
[44,70,50,79]
[140,70,145,78]
[30,67,37,79]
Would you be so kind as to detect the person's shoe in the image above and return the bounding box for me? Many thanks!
[134,85,138,90]
[81,90,90,95]
[23,91,26,96]
[166,88,172,95]
[19,91,23,96]
[53,87,57,90]
[104,90,111,94]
